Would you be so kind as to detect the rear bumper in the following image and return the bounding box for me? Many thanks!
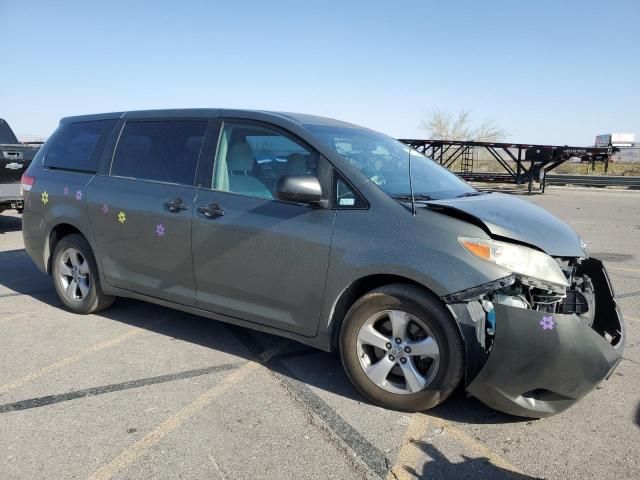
[460,261,624,418]
[0,183,22,203]
[21,206,47,272]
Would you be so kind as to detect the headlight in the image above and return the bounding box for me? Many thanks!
[459,237,569,290]
[578,236,589,256]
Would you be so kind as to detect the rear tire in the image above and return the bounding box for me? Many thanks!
[51,234,115,314]
[340,284,464,412]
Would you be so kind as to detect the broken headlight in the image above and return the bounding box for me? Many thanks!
[459,237,569,293]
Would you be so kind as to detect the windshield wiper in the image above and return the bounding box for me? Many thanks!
[454,191,486,198]
[392,194,433,202]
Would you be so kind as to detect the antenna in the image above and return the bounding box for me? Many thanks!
[408,146,416,216]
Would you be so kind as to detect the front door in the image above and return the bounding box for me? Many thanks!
[192,120,335,336]
[87,119,208,306]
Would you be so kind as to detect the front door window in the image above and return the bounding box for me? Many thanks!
[213,122,320,200]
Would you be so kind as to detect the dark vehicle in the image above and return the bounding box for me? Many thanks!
[0,118,40,214]
[21,110,625,417]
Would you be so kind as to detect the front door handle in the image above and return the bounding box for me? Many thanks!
[164,197,189,212]
[197,203,225,219]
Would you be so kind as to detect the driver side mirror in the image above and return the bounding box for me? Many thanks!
[275,175,322,204]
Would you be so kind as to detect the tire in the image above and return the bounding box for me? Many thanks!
[51,233,115,314]
[340,283,464,412]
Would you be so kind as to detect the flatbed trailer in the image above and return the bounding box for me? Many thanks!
[399,138,617,194]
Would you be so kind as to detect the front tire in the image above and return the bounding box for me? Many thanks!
[340,284,464,412]
[51,234,114,314]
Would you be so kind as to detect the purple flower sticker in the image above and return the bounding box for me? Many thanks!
[75,190,83,201]
[540,315,556,331]
[155,223,166,237]
[102,204,109,214]
[63,186,69,195]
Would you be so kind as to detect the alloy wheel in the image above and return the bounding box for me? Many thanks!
[58,247,91,301]
[356,309,440,394]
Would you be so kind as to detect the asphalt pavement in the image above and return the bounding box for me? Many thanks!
[1,186,638,479]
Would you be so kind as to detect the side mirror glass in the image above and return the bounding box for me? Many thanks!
[275,175,322,204]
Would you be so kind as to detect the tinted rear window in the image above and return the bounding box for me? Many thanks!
[43,120,117,172]
[111,121,207,186]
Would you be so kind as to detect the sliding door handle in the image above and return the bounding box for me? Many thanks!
[197,203,225,219]
[164,197,189,212]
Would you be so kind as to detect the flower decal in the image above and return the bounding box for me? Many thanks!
[155,224,166,237]
[41,191,49,205]
[540,315,556,331]
[102,204,109,214]
[117,211,126,224]
[75,190,83,201]
[63,186,69,195]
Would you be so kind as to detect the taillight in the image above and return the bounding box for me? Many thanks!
[21,173,35,192]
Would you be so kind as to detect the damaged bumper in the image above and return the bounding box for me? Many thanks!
[447,259,625,418]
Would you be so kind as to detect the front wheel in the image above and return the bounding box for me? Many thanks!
[51,234,115,314]
[340,284,464,412]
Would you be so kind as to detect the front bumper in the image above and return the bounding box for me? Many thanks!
[453,260,624,418]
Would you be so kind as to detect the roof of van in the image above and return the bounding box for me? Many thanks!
[59,109,360,129]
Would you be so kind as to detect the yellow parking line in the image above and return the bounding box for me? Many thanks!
[87,345,282,480]
[388,413,523,479]
[441,421,524,474]
[387,413,432,480]
[607,266,640,274]
[0,312,24,323]
[0,310,53,323]
[0,321,160,395]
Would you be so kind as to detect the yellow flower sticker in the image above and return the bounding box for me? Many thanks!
[41,191,49,205]
[117,211,126,224]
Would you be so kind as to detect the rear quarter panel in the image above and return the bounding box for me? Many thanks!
[22,165,97,273]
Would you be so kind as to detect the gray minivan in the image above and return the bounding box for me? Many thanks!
[21,109,625,417]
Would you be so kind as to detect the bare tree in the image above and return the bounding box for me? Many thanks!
[420,109,507,142]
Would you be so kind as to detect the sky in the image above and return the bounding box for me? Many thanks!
[1,0,638,146]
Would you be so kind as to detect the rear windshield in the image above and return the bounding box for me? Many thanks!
[43,120,117,172]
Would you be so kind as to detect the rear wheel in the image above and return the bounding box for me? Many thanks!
[51,234,114,314]
[340,284,464,411]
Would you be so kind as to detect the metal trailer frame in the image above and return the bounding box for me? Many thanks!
[399,139,617,194]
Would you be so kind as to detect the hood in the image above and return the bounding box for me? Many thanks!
[426,193,586,257]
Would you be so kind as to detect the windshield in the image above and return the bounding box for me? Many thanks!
[306,125,477,200]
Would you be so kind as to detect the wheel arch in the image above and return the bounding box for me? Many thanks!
[45,222,90,274]
[327,274,455,352]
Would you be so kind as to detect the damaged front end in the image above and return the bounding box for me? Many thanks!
[445,257,625,418]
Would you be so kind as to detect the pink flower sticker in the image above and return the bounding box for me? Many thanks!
[540,315,556,330]
[155,224,166,237]
[63,186,69,195]
[75,190,83,201]
[102,204,109,214]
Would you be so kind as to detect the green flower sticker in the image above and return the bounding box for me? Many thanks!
[41,191,49,205]
[118,211,126,224]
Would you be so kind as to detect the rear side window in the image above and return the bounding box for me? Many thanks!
[111,121,207,186]
[43,120,117,172]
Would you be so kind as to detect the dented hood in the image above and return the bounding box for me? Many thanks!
[426,193,585,257]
